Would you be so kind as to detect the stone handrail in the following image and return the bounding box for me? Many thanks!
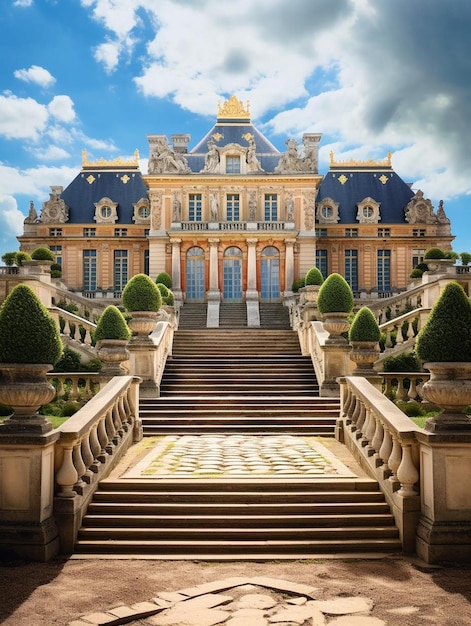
[339,376,424,551]
[53,375,141,553]
[367,285,424,323]
[47,372,101,400]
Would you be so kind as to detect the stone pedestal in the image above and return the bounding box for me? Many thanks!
[320,343,351,397]
[127,340,159,397]
[0,430,60,561]
[416,432,471,563]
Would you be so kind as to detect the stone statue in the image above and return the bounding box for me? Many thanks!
[149,138,190,174]
[436,199,450,225]
[172,195,182,222]
[201,140,220,173]
[246,136,263,172]
[248,191,257,220]
[285,195,294,221]
[24,200,38,224]
[210,193,219,221]
[274,139,303,173]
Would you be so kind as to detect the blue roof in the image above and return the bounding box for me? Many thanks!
[317,167,414,224]
[61,169,148,224]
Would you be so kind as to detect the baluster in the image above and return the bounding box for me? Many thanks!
[118,394,129,432]
[81,433,94,482]
[397,442,419,496]
[355,401,366,437]
[70,377,80,400]
[56,444,79,498]
[388,434,402,485]
[97,415,109,462]
[408,377,418,401]
[396,376,408,401]
[72,440,87,489]
[383,377,393,399]
[63,319,71,338]
[84,327,92,346]
[89,424,101,472]
[407,319,415,340]
[385,328,393,348]
[83,377,92,398]
[342,386,354,421]
[379,425,393,474]
[365,408,377,455]
[371,417,384,462]
[56,377,66,398]
[105,408,116,453]
[395,322,404,344]
[361,407,372,447]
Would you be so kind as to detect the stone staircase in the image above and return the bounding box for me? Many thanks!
[74,326,402,559]
[75,478,402,559]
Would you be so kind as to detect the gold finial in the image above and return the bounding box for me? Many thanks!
[217,95,251,119]
[329,151,392,168]
[82,149,140,168]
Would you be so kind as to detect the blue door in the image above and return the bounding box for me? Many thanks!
[261,246,280,301]
[223,246,243,301]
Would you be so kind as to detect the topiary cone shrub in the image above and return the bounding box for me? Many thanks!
[14,251,32,266]
[31,247,55,262]
[349,307,381,342]
[94,305,131,342]
[155,272,172,289]
[0,284,62,364]
[416,281,471,431]
[156,282,172,306]
[317,273,354,314]
[122,274,162,312]
[424,247,446,260]
[305,267,324,286]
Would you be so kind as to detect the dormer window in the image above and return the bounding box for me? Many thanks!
[357,197,380,223]
[226,156,241,174]
[316,197,339,224]
[101,206,112,218]
[321,206,333,219]
[94,197,118,223]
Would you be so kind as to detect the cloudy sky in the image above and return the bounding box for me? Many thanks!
[1,0,471,259]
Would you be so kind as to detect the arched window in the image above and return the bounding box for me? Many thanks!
[186,246,205,301]
[261,246,280,301]
[223,246,243,301]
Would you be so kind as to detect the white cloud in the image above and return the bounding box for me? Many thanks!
[13,0,33,7]
[0,92,48,140]
[48,95,76,123]
[0,162,79,198]
[94,40,122,73]
[30,146,71,161]
[14,65,56,88]
[0,195,25,240]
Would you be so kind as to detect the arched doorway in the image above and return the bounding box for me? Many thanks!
[261,246,280,301]
[186,246,205,301]
[223,246,243,301]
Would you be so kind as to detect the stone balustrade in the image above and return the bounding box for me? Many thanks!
[48,372,101,400]
[378,307,429,354]
[53,375,141,553]
[339,376,423,551]
[381,371,430,402]
[49,306,96,349]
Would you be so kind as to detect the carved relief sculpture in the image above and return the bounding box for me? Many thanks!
[24,200,38,224]
[148,189,162,230]
[201,139,220,173]
[172,192,182,222]
[39,186,69,223]
[248,190,257,220]
[404,190,437,224]
[210,192,219,221]
[275,139,303,173]
[303,191,316,230]
[285,194,295,221]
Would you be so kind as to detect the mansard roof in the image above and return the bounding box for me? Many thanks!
[61,151,148,224]
[316,153,415,224]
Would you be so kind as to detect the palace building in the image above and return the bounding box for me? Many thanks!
[18,95,453,302]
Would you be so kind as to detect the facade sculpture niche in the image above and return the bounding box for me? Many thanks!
[405,190,438,224]
[39,187,69,223]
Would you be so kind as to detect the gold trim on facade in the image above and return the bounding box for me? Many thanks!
[329,151,392,168]
[217,95,251,120]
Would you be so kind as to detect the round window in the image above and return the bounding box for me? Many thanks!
[363,206,374,218]
[138,206,150,218]
[101,206,112,218]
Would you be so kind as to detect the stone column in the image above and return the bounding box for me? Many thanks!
[207,238,220,328]
[284,238,296,297]
[170,238,182,302]
[246,238,260,326]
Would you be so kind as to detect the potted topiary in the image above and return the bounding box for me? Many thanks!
[122,273,162,340]
[424,247,455,275]
[155,272,172,289]
[348,306,381,374]
[0,284,63,433]
[31,247,55,262]
[305,267,324,287]
[415,281,471,431]
[317,273,354,343]
[94,305,131,376]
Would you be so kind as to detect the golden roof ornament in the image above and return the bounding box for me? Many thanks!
[217,95,251,120]
[82,148,140,168]
[329,150,392,167]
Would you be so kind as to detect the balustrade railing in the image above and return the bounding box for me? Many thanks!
[49,306,97,350]
[378,307,429,354]
[340,376,423,551]
[48,372,101,400]
[53,375,141,552]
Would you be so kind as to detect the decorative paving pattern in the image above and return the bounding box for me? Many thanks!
[69,577,387,625]
[124,435,356,478]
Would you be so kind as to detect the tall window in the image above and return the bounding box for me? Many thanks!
[189,194,202,221]
[83,250,97,292]
[412,250,425,268]
[226,156,240,174]
[377,250,391,292]
[316,249,328,278]
[264,194,278,221]
[226,194,240,221]
[114,250,128,293]
[345,249,358,292]
[50,245,62,267]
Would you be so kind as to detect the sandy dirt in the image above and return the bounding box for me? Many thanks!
[1,556,470,626]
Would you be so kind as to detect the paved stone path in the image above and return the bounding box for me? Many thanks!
[124,435,356,479]
[69,576,386,625]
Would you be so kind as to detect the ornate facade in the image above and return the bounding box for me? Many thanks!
[18,96,453,300]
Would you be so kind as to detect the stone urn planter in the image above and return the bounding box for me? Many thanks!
[421,362,471,431]
[321,312,350,344]
[122,274,162,343]
[96,339,130,375]
[350,341,381,374]
[348,306,381,375]
[416,281,471,431]
[127,310,159,338]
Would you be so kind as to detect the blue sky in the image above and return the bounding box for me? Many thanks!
[1,0,471,260]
